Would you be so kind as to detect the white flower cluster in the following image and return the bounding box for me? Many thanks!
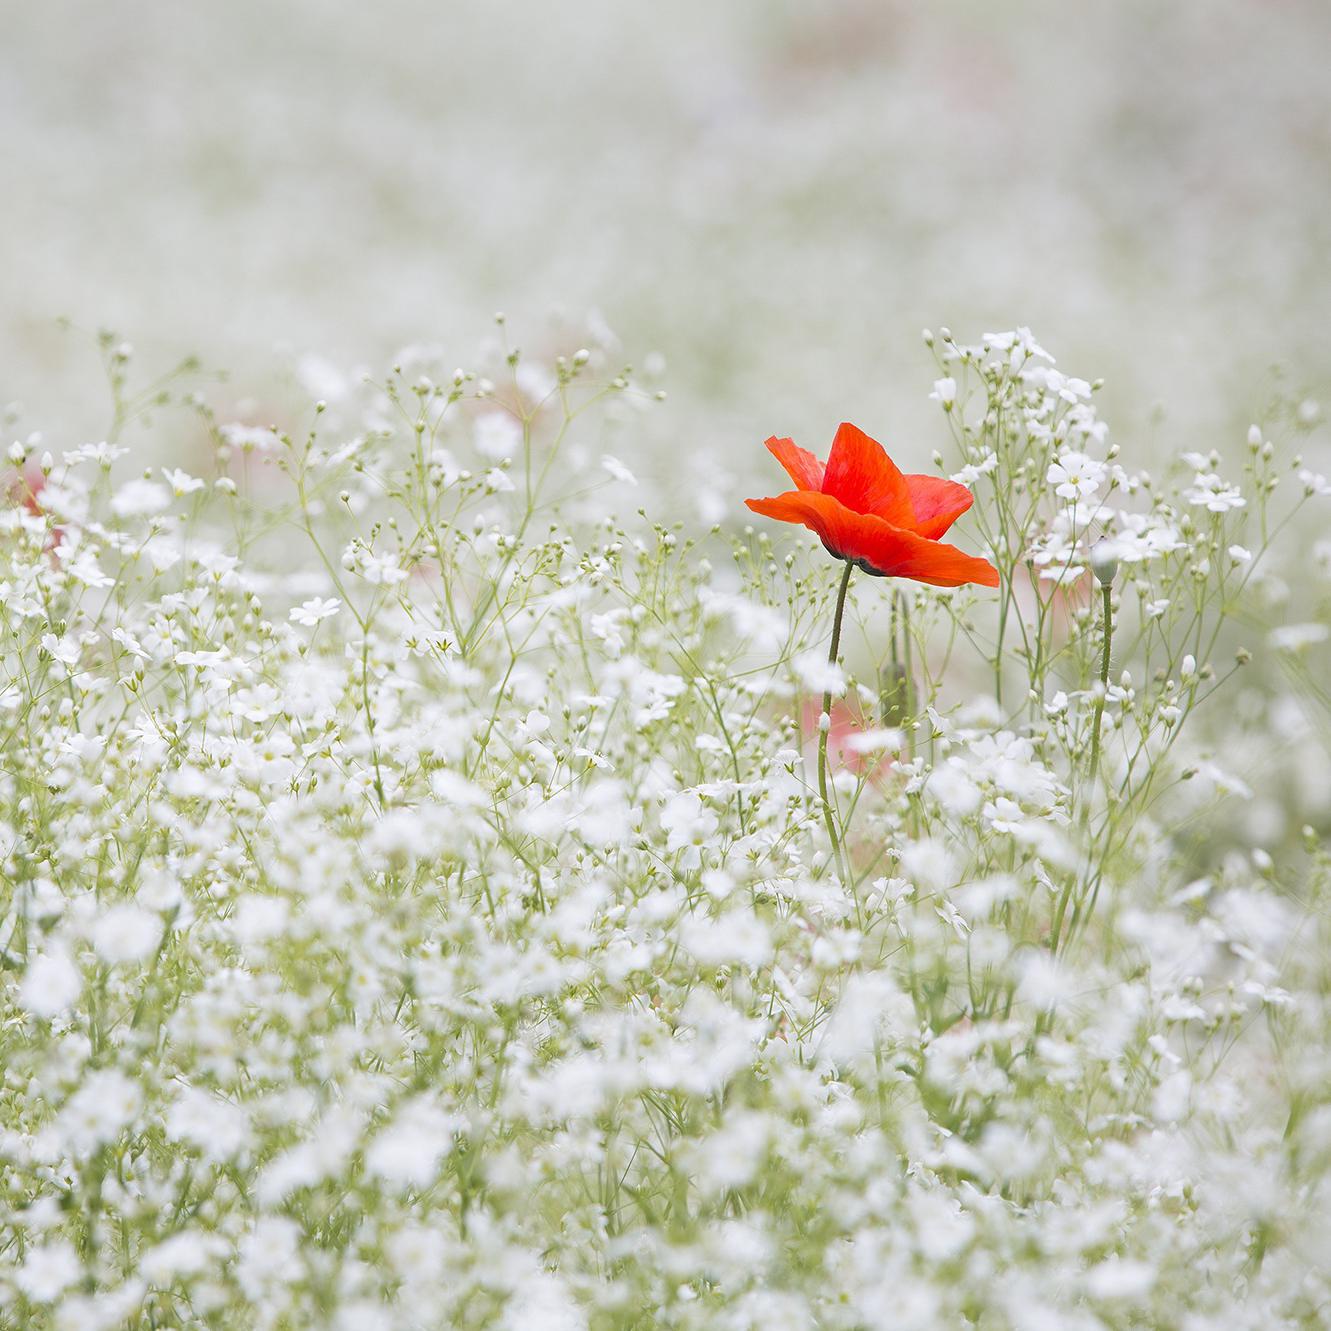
[0,328,1327,1329]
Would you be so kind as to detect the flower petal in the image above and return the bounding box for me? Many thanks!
[744,490,999,588]
[764,436,825,492]
[904,474,974,539]
[821,423,915,527]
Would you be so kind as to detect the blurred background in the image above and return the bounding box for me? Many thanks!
[3,0,1330,476]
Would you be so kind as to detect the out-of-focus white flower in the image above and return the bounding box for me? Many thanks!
[793,649,846,695]
[289,596,342,625]
[1270,623,1328,652]
[92,903,163,964]
[474,411,523,459]
[19,948,82,1018]
[365,1098,460,1190]
[1299,468,1331,497]
[660,791,718,867]
[601,453,637,485]
[111,477,171,517]
[16,1239,82,1303]
[56,1070,142,1155]
[166,1087,251,1161]
[161,467,206,496]
[1185,472,1245,512]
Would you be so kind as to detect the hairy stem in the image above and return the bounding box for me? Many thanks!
[818,561,854,880]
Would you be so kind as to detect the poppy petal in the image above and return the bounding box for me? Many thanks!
[764,436,825,492]
[744,490,999,588]
[821,423,916,527]
[904,474,974,539]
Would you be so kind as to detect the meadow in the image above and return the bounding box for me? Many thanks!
[2,320,1329,1327]
[4,2,1331,1326]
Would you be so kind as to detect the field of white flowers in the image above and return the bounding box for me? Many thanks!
[2,321,1329,1328]
[5,3,1331,1329]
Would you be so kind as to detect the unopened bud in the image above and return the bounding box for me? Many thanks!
[1088,539,1118,586]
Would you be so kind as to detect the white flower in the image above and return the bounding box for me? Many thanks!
[1046,451,1106,501]
[792,649,846,695]
[166,1087,251,1161]
[19,948,82,1018]
[112,626,152,660]
[983,327,1054,362]
[16,1239,82,1303]
[950,451,997,486]
[929,376,957,408]
[1299,468,1331,497]
[297,353,349,404]
[110,477,171,517]
[474,411,523,459]
[1185,472,1245,512]
[289,596,342,626]
[365,1097,459,1190]
[484,467,516,493]
[92,903,163,964]
[56,1069,142,1155]
[141,1231,226,1285]
[161,467,206,496]
[516,361,557,402]
[1270,623,1328,652]
[220,423,282,451]
[1227,544,1252,563]
[63,440,128,466]
[660,791,718,867]
[41,632,83,669]
[236,1217,302,1301]
[601,453,638,485]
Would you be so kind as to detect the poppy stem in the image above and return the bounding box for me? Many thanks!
[1088,582,1113,784]
[819,560,854,880]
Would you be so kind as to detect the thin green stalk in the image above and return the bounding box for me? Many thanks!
[1088,582,1113,784]
[1053,579,1115,956]
[900,591,914,761]
[818,561,854,881]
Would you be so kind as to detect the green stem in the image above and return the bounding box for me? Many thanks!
[1053,579,1115,957]
[900,591,914,762]
[1088,582,1113,784]
[818,561,854,881]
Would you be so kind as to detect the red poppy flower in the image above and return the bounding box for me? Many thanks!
[745,422,999,588]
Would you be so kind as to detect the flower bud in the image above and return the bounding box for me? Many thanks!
[1088,539,1118,586]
